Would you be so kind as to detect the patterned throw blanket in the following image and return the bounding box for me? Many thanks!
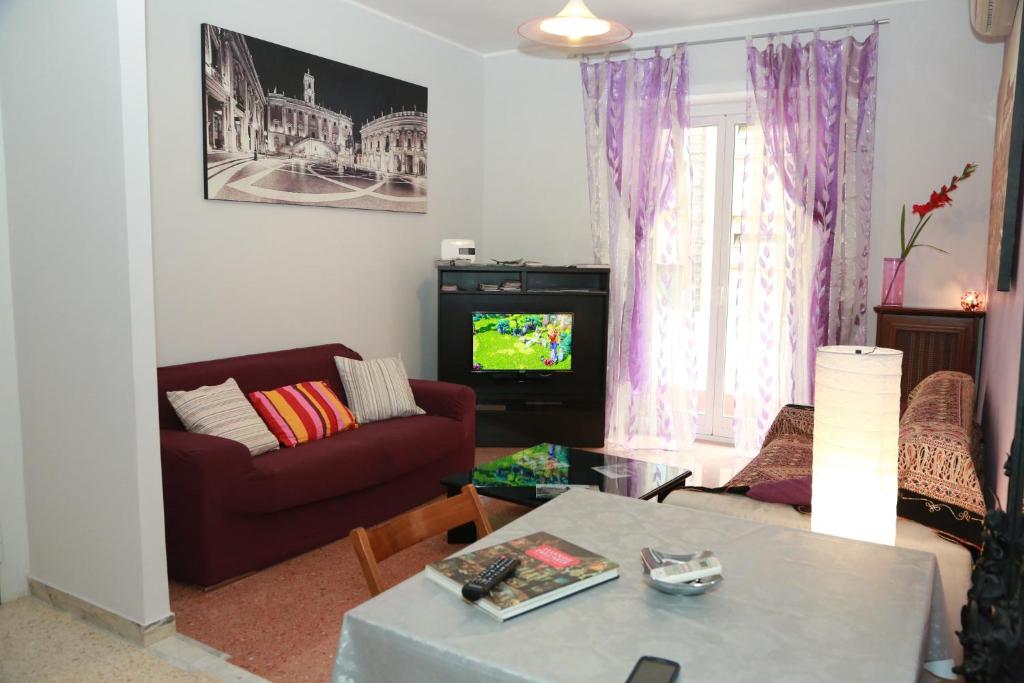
[703,372,986,551]
[725,404,815,489]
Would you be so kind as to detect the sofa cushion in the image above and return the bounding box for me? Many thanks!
[897,371,985,550]
[166,378,279,456]
[725,432,813,489]
[747,476,812,506]
[334,355,425,424]
[249,381,357,447]
[243,415,462,513]
[157,344,361,430]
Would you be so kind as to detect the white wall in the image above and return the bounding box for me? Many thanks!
[978,217,1023,508]
[481,0,1002,340]
[0,0,170,625]
[976,0,1023,517]
[147,0,485,377]
[482,53,592,266]
[0,96,30,604]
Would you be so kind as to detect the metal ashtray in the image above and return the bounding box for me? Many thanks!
[640,547,723,596]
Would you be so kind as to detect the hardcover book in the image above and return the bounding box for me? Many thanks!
[424,532,619,621]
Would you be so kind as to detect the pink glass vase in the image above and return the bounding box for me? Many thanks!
[882,257,906,306]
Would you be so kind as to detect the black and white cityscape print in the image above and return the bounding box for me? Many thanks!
[201,24,428,213]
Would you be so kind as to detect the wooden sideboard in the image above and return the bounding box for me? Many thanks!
[874,306,985,408]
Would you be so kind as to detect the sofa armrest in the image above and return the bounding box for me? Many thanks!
[762,404,814,448]
[160,430,258,585]
[410,379,476,422]
[160,430,253,484]
[410,380,475,473]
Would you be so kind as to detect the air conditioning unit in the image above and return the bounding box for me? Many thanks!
[971,0,1019,38]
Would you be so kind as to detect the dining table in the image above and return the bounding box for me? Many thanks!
[333,488,952,682]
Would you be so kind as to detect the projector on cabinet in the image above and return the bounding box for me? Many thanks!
[441,239,476,264]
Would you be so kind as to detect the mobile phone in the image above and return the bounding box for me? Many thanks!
[625,656,681,683]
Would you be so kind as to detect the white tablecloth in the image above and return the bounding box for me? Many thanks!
[334,489,951,682]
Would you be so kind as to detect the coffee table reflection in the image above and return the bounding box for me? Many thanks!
[441,443,691,542]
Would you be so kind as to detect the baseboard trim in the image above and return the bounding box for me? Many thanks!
[28,577,176,647]
[201,569,257,592]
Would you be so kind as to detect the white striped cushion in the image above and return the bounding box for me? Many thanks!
[166,378,279,456]
[333,356,425,424]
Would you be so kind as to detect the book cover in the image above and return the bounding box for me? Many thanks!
[425,532,619,620]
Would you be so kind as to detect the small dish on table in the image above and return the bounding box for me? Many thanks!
[641,547,723,596]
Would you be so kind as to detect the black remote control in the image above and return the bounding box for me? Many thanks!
[461,555,519,601]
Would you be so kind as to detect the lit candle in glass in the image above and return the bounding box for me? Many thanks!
[960,290,983,312]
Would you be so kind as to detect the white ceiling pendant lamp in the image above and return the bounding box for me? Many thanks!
[518,0,632,48]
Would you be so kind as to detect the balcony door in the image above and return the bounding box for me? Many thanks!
[686,105,748,441]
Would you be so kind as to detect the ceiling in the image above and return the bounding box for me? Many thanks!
[350,0,897,54]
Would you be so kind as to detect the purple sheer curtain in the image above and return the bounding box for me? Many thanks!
[732,28,879,451]
[582,48,700,450]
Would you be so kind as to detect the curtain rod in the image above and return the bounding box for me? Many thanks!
[574,18,889,59]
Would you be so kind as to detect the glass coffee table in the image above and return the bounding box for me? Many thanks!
[441,443,692,542]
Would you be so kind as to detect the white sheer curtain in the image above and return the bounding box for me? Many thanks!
[730,108,812,452]
[731,31,878,452]
[582,48,701,450]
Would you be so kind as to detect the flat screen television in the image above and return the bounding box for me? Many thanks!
[472,312,573,372]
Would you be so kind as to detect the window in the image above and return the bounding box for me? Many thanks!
[208,40,221,75]
[234,69,246,110]
[686,103,748,440]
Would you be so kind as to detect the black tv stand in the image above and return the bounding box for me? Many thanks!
[436,264,609,447]
[490,372,556,382]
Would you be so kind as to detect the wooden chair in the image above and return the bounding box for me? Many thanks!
[350,484,494,596]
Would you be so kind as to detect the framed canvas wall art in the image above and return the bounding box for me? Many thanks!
[201,24,428,213]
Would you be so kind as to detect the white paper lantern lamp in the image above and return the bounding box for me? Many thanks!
[811,346,903,546]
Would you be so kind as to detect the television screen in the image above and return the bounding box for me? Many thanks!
[472,312,573,372]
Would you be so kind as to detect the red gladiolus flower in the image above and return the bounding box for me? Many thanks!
[931,189,952,208]
[912,184,958,218]
[895,162,978,294]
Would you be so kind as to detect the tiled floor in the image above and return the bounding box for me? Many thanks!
[0,597,265,683]
[168,494,527,682]
[595,439,752,488]
[148,633,267,682]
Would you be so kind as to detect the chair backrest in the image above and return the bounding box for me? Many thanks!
[350,484,493,596]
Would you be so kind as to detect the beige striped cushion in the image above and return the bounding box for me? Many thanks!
[333,356,425,424]
[166,378,279,456]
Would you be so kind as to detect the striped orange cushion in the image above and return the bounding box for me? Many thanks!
[248,381,358,448]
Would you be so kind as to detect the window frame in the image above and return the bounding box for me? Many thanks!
[688,97,746,441]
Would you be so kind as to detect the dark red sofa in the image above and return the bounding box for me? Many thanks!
[157,343,475,586]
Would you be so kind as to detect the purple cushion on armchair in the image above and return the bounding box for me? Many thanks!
[746,475,812,506]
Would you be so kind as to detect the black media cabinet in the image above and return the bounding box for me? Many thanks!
[436,264,609,447]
